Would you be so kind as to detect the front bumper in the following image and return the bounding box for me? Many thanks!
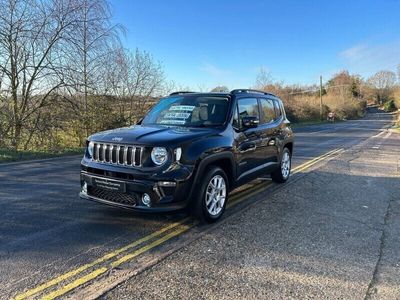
[80,161,195,212]
[79,192,187,213]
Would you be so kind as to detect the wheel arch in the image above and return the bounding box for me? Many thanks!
[189,152,236,199]
[284,141,293,155]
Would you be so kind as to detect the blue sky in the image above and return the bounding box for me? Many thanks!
[110,0,400,89]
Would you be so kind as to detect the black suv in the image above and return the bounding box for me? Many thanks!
[80,89,294,222]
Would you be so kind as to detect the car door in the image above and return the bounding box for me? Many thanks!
[258,97,280,166]
[233,97,264,179]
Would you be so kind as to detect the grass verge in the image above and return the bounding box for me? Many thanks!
[0,148,83,164]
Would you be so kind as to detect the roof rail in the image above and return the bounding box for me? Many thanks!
[169,91,195,96]
[230,89,277,97]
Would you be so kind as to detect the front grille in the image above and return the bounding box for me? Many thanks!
[93,142,143,166]
[88,186,137,206]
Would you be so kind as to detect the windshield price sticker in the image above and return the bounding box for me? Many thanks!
[164,112,191,119]
[160,119,186,125]
[169,105,195,111]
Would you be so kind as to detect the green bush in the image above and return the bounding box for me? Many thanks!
[383,99,396,112]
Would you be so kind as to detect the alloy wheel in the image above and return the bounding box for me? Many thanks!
[281,151,291,179]
[205,175,226,216]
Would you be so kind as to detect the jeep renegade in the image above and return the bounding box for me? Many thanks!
[80,89,294,222]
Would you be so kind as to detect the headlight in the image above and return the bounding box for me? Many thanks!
[151,147,168,166]
[88,141,94,157]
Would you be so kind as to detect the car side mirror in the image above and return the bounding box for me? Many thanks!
[242,116,259,129]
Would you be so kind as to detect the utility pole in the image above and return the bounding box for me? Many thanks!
[319,75,323,120]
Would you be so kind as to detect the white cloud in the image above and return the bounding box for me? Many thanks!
[339,41,400,75]
[340,44,368,60]
[199,62,232,77]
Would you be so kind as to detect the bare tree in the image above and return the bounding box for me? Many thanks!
[163,80,180,95]
[397,64,400,83]
[0,0,166,150]
[368,70,397,104]
[104,47,165,124]
[0,0,82,150]
[254,67,273,90]
[196,83,208,92]
[60,0,124,138]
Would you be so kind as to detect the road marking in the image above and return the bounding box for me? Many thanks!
[371,131,390,150]
[227,182,272,208]
[292,148,344,174]
[111,224,191,268]
[41,225,191,300]
[227,148,343,208]
[14,147,344,300]
[372,131,385,138]
[41,182,274,299]
[43,188,267,300]
[42,268,108,300]
[14,221,186,300]
[384,131,392,139]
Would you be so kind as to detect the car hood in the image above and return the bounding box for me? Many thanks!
[88,125,220,146]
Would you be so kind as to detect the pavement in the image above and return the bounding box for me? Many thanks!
[0,107,399,299]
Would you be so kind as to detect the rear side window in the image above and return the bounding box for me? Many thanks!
[273,99,282,119]
[260,98,276,124]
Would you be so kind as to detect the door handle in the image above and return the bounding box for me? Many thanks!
[239,144,257,153]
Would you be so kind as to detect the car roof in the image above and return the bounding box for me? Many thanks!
[168,91,231,97]
[168,89,278,99]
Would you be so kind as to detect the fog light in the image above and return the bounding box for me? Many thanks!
[142,193,151,207]
[82,182,87,194]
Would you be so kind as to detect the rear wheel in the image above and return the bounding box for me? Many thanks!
[271,147,291,183]
[192,166,228,223]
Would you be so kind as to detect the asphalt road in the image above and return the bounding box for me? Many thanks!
[0,108,398,299]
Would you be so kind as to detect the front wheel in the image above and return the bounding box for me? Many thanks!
[271,147,291,183]
[192,166,228,223]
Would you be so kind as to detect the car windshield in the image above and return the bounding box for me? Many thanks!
[141,95,229,127]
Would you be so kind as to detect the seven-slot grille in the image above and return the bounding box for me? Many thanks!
[92,142,143,166]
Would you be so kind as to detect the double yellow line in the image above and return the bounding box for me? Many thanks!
[15,147,344,300]
[15,221,191,300]
[292,148,344,174]
[227,148,344,209]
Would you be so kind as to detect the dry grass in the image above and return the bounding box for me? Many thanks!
[394,88,400,109]
[282,94,366,122]
[0,147,83,163]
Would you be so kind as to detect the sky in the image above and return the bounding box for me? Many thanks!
[110,0,400,90]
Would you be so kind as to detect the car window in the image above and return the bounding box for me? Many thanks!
[237,98,259,126]
[260,98,276,124]
[273,99,282,119]
[142,95,229,127]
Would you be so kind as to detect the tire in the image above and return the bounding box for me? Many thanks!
[192,166,229,223]
[271,147,291,183]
